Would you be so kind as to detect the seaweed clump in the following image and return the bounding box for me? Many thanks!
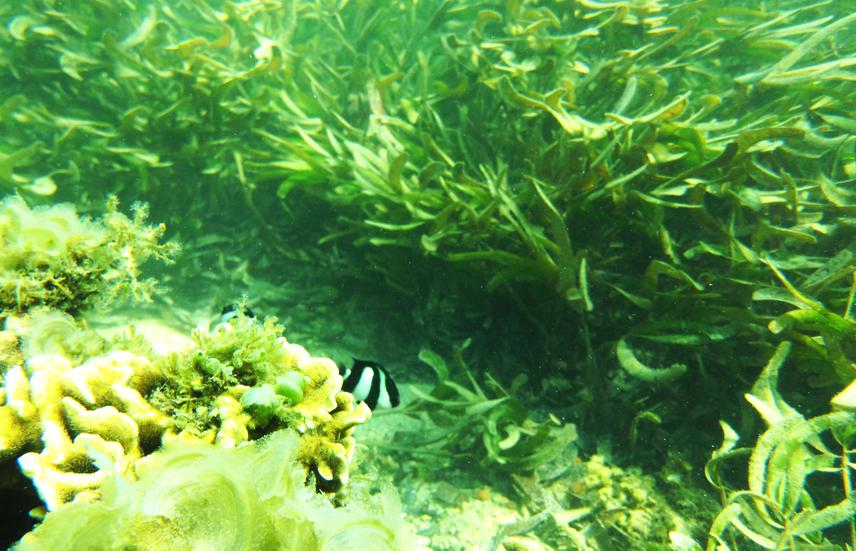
[0,195,178,319]
[152,309,372,493]
[399,343,577,475]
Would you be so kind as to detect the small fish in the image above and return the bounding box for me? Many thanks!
[341,359,400,410]
[219,303,256,324]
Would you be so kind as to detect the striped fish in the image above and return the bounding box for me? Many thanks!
[341,359,400,410]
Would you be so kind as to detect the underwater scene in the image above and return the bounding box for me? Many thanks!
[1,0,855,549]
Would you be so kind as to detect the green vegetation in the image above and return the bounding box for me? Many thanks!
[401,342,577,473]
[706,343,856,550]
[151,310,305,435]
[2,0,855,547]
[0,196,177,318]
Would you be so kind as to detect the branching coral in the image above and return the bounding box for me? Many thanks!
[13,429,409,551]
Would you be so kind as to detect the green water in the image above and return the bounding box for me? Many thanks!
[2,0,855,549]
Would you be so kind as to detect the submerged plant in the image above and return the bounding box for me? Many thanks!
[705,342,856,550]
[755,255,856,385]
[398,341,577,473]
[3,0,854,377]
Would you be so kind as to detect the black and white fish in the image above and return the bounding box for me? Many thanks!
[219,303,256,324]
[340,359,400,410]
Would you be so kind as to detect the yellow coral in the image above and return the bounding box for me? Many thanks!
[61,398,140,456]
[17,453,109,507]
[2,311,374,515]
[264,339,373,491]
[214,392,251,448]
[297,391,371,492]
[1,351,172,510]
[293,355,344,429]
[0,366,40,460]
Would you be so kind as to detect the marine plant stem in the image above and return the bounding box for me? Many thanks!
[579,312,602,420]
[240,181,293,260]
[844,272,856,321]
[843,442,856,550]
